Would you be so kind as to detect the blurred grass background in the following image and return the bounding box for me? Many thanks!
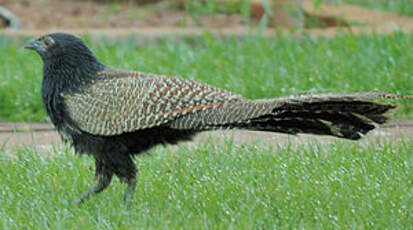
[165,0,413,18]
[330,0,413,17]
[79,0,413,23]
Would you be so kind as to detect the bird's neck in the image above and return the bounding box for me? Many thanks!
[43,54,105,92]
[41,54,105,127]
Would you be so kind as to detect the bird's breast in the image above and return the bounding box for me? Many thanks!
[41,78,79,144]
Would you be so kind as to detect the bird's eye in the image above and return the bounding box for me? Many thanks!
[44,41,50,47]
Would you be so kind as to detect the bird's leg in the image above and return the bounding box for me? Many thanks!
[74,173,113,204]
[122,177,137,206]
[114,155,138,206]
[73,159,113,205]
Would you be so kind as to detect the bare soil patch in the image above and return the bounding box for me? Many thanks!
[1,0,413,37]
[0,0,251,29]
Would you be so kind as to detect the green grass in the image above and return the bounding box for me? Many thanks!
[173,0,413,18]
[326,0,413,17]
[0,139,411,229]
[171,0,251,19]
[171,0,413,18]
[0,32,412,122]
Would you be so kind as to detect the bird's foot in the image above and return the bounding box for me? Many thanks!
[72,189,92,205]
[121,178,137,206]
[73,197,85,205]
[72,173,113,205]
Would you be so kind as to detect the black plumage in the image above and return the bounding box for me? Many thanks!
[25,33,406,204]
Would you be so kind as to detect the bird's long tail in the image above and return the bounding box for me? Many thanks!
[169,92,411,140]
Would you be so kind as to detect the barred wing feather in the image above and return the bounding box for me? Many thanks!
[62,69,241,136]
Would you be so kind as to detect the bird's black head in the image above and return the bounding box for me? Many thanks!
[25,33,99,63]
[26,33,105,93]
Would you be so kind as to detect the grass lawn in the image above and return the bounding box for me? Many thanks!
[0,32,412,122]
[163,0,413,18]
[336,0,413,17]
[0,139,411,229]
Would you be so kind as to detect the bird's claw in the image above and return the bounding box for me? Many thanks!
[73,197,85,205]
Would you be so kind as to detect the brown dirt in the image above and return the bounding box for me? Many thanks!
[1,0,413,38]
[302,1,413,35]
[0,17,6,28]
[0,0,251,29]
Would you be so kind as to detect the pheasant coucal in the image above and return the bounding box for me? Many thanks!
[25,33,408,205]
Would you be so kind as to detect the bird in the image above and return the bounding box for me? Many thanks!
[25,32,410,205]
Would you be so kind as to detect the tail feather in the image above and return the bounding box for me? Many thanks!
[240,117,337,136]
[245,111,374,140]
[168,92,410,140]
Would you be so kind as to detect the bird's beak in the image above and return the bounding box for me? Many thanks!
[24,39,40,51]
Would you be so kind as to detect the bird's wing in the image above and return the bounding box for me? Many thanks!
[62,69,241,136]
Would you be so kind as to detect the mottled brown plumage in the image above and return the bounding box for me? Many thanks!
[25,33,409,205]
[62,69,240,135]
